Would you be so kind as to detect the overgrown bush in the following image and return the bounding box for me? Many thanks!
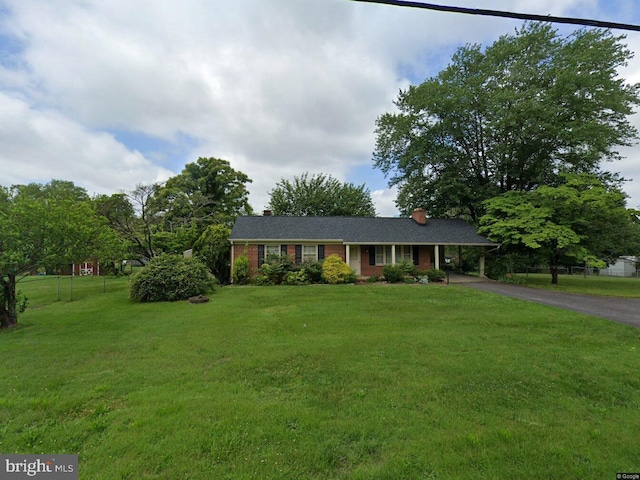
[130,254,213,302]
[301,260,324,283]
[321,254,356,284]
[257,254,295,285]
[232,255,250,284]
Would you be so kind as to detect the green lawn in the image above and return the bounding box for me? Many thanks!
[2,277,640,479]
[511,273,640,297]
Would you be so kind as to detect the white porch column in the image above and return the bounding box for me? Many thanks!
[479,247,486,277]
[391,245,396,264]
[434,245,440,270]
[345,244,350,266]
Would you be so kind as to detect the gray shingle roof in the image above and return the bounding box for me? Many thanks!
[230,216,498,246]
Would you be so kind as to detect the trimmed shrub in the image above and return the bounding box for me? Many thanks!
[232,255,250,284]
[130,255,212,302]
[321,254,356,284]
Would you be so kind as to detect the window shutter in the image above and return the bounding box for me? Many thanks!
[258,245,265,266]
[318,245,325,261]
[295,245,302,264]
[369,246,376,266]
[413,246,419,266]
[281,245,288,256]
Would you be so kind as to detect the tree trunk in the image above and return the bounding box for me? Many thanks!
[0,275,18,328]
[550,254,559,285]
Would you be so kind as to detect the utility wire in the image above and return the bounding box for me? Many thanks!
[350,0,640,32]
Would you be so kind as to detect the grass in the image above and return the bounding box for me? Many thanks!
[510,273,640,298]
[1,276,640,478]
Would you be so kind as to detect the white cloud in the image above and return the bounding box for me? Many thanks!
[1,0,639,214]
[0,93,172,194]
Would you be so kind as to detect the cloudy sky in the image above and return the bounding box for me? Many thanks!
[1,0,640,216]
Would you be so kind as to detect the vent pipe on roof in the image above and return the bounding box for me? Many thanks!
[411,208,427,225]
[263,210,272,216]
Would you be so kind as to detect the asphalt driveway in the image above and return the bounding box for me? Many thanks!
[464,281,640,329]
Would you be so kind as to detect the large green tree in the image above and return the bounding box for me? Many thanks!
[1,181,124,327]
[374,23,640,221]
[267,172,376,216]
[158,157,253,230]
[479,174,640,284]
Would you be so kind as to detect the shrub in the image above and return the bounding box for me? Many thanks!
[257,254,295,285]
[321,254,356,284]
[283,269,309,285]
[232,255,250,284]
[366,275,381,283]
[130,254,212,302]
[301,260,324,283]
[425,268,446,283]
[253,274,274,286]
[382,264,405,283]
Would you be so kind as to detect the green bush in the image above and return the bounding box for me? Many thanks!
[283,269,309,285]
[301,260,324,283]
[425,268,446,283]
[130,255,212,302]
[382,264,405,283]
[253,274,274,286]
[257,254,295,285]
[232,255,250,284]
[366,275,381,283]
[321,254,356,284]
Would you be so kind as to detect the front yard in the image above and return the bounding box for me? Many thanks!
[1,278,639,478]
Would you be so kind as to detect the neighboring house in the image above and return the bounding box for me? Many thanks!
[73,260,100,276]
[229,209,499,279]
[599,256,638,277]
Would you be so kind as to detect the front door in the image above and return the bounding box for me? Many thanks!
[349,245,361,276]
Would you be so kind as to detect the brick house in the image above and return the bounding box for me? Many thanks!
[229,209,498,279]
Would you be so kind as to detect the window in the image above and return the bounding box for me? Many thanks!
[265,244,281,257]
[375,245,392,265]
[375,245,413,265]
[395,245,412,262]
[302,245,317,262]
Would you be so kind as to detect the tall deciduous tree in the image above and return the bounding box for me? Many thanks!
[1,182,123,327]
[95,185,163,261]
[158,157,253,231]
[479,174,640,284]
[374,23,640,221]
[267,172,376,216]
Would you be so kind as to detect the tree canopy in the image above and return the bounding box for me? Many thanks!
[374,23,640,221]
[479,174,640,284]
[267,172,376,216]
[1,181,123,327]
[96,157,253,261]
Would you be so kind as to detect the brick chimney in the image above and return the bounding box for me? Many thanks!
[411,208,427,225]
[263,210,272,216]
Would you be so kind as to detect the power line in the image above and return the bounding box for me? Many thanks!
[349,0,640,32]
